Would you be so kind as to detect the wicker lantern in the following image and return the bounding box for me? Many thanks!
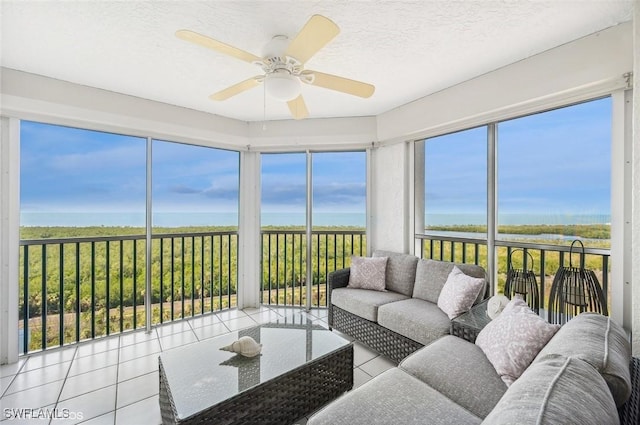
[548,240,608,325]
[504,249,540,314]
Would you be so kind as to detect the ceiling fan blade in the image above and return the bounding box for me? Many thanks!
[285,15,339,64]
[304,71,375,98]
[176,30,262,64]
[209,77,262,101]
[287,95,309,120]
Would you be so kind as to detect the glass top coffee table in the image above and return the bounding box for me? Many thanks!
[158,317,353,425]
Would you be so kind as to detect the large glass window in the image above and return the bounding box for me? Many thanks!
[497,97,612,301]
[260,151,367,307]
[417,97,612,310]
[424,127,488,232]
[20,121,146,351]
[20,121,146,233]
[152,141,240,322]
[260,153,307,305]
[312,151,366,306]
[18,122,242,353]
[497,98,611,245]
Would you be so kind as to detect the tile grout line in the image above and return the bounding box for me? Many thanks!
[0,360,27,399]
[112,334,123,425]
[49,345,78,425]
[109,370,159,412]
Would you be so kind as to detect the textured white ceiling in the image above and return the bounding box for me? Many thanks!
[0,1,633,122]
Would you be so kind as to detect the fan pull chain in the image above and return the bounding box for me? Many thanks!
[262,79,267,131]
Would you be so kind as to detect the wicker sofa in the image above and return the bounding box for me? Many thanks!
[328,250,488,363]
[310,313,639,425]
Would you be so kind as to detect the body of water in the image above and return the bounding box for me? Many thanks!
[20,212,367,227]
[20,212,611,228]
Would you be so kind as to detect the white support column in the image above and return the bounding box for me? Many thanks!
[611,90,632,332]
[305,150,312,311]
[366,146,373,256]
[237,150,261,309]
[145,137,153,332]
[631,2,639,355]
[487,124,497,295]
[0,117,20,364]
[403,141,412,254]
[413,140,425,256]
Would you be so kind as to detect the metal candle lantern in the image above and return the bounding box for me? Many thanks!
[548,240,608,325]
[504,249,540,314]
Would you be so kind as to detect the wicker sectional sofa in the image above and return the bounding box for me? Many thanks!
[328,250,488,363]
[309,313,639,425]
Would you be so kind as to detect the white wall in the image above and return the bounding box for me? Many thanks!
[1,69,250,150]
[1,68,377,153]
[247,117,376,151]
[369,141,411,252]
[0,117,20,365]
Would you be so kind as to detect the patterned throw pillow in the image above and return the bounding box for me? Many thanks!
[476,297,561,386]
[436,266,485,320]
[348,256,388,292]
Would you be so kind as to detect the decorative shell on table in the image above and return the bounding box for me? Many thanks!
[487,295,510,319]
[220,336,262,358]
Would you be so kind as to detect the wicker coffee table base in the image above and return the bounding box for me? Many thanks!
[159,344,353,425]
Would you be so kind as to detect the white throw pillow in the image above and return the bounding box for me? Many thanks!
[476,297,561,386]
[347,256,388,291]
[437,266,485,319]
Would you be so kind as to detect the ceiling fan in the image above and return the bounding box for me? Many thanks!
[176,15,375,120]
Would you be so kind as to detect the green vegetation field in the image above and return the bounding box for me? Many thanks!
[19,223,609,352]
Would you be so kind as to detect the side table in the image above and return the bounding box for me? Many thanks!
[451,299,491,343]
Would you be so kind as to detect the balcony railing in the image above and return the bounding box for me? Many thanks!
[19,231,238,354]
[416,232,611,311]
[261,230,367,307]
[21,229,608,354]
[18,228,366,354]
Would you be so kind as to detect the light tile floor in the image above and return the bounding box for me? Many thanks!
[0,306,395,425]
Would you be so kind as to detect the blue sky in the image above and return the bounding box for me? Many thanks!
[20,96,610,226]
[20,123,366,220]
[425,97,611,220]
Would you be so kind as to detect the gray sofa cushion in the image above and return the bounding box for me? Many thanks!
[377,298,450,346]
[533,312,631,407]
[372,250,419,297]
[400,335,507,419]
[331,287,408,322]
[308,368,482,425]
[482,355,620,425]
[413,259,486,304]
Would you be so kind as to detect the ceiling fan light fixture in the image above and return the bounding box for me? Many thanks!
[265,71,301,102]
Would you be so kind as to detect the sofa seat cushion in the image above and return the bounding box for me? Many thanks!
[533,312,631,407]
[308,368,482,425]
[372,250,419,296]
[400,335,507,419]
[331,287,409,322]
[413,259,486,305]
[482,355,620,425]
[377,298,450,346]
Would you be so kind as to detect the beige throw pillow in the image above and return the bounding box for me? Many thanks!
[347,256,388,292]
[437,266,485,319]
[476,297,561,386]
